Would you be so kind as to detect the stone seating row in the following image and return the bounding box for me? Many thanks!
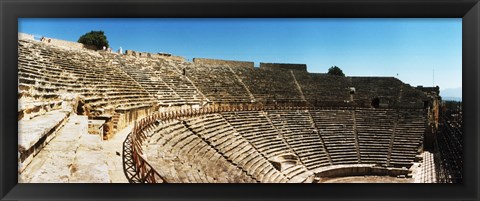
[231,67,303,103]
[267,110,331,170]
[293,71,351,105]
[20,38,427,111]
[310,110,359,165]
[221,111,292,158]
[139,108,427,182]
[116,57,202,105]
[185,65,251,103]
[18,40,157,119]
[355,108,398,165]
[148,59,202,104]
[185,114,289,183]
[389,110,425,167]
[350,77,402,105]
[143,119,257,183]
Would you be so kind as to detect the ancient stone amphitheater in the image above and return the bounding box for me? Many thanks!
[18,33,453,183]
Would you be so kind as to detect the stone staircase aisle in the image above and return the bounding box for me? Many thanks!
[19,115,110,183]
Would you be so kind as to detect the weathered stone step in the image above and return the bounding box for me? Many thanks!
[19,115,86,182]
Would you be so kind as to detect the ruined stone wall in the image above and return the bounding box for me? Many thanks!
[41,37,96,50]
[114,106,155,136]
[125,50,185,61]
[193,58,254,68]
[260,62,307,71]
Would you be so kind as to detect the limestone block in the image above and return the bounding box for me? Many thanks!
[18,110,69,152]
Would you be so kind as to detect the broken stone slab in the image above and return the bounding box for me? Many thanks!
[18,110,69,152]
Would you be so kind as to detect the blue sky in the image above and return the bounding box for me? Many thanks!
[19,18,462,94]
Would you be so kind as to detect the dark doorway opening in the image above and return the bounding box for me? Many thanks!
[424,100,430,109]
[371,97,380,108]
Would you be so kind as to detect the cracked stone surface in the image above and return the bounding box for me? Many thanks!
[19,115,110,183]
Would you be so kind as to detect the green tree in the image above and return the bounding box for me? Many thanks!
[77,31,109,50]
[327,66,345,76]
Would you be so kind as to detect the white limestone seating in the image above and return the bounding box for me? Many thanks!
[115,56,204,106]
[267,110,331,170]
[18,39,157,119]
[135,106,428,183]
[142,119,256,183]
[355,108,397,166]
[221,111,313,182]
[185,113,291,183]
[293,71,351,106]
[310,109,359,165]
[389,110,425,168]
[231,67,303,103]
[185,64,252,103]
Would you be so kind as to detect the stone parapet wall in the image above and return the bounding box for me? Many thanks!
[260,62,307,71]
[124,50,185,61]
[193,58,254,68]
[41,37,97,50]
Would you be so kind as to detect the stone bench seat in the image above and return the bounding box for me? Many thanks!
[329,150,358,157]
[258,146,289,157]
[162,130,190,149]
[389,159,414,164]
[200,126,233,141]
[264,168,286,183]
[235,127,277,136]
[331,159,359,165]
[303,158,331,168]
[214,136,244,153]
[390,156,414,162]
[251,137,285,148]
[392,144,419,149]
[327,150,358,156]
[322,141,356,146]
[114,102,155,111]
[18,110,70,152]
[194,120,228,134]
[153,123,186,145]
[282,165,307,179]
[360,158,387,164]
[18,100,63,113]
[295,151,328,161]
[249,137,285,148]
[330,152,358,158]
[358,140,391,145]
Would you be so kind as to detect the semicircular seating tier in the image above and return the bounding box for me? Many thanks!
[140,108,426,183]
